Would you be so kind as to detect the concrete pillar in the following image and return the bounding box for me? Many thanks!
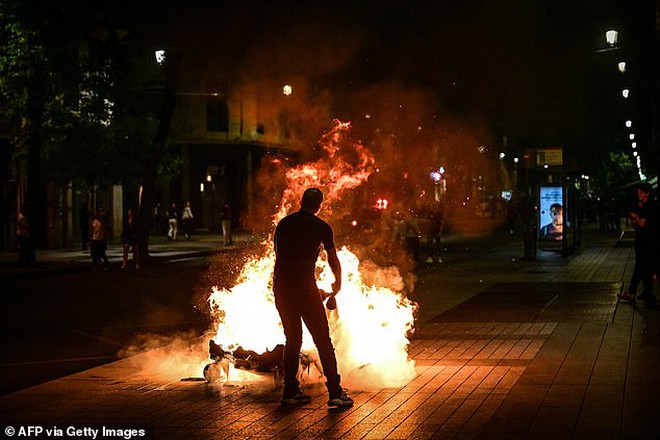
[112,184,123,243]
[246,147,253,219]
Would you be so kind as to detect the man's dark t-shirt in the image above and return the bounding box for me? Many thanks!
[631,198,656,257]
[273,210,335,293]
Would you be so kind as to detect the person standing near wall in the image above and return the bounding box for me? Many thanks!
[182,201,194,240]
[121,207,141,270]
[16,204,35,267]
[425,206,444,264]
[167,202,178,241]
[221,201,233,246]
[90,209,108,270]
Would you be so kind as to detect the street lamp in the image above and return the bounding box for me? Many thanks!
[618,62,626,73]
[154,49,166,65]
[206,173,215,230]
[606,30,618,46]
[629,133,635,140]
[625,120,632,128]
[622,89,629,98]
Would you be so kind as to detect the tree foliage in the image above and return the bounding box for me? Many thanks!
[1,0,181,188]
[595,150,637,194]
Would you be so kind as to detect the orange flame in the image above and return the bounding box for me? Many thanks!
[208,119,417,389]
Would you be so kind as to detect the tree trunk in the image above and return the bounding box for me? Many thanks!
[26,63,46,250]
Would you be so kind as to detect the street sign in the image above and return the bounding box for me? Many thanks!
[536,148,563,167]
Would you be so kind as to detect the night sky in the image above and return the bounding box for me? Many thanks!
[142,0,654,160]
[40,0,659,172]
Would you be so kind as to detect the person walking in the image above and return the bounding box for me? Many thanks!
[617,182,657,306]
[425,206,444,264]
[221,201,233,246]
[272,188,353,407]
[16,204,35,267]
[167,202,178,241]
[121,208,141,270]
[398,209,421,262]
[182,201,194,240]
[90,209,108,270]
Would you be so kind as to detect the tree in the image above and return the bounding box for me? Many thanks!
[1,0,184,249]
[0,0,50,243]
[595,151,637,195]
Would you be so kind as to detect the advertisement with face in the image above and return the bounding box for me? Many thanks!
[539,186,564,241]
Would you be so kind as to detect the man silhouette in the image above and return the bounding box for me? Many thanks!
[273,188,353,407]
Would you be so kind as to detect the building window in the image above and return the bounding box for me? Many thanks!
[207,96,229,132]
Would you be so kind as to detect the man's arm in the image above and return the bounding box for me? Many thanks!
[327,247,342,295]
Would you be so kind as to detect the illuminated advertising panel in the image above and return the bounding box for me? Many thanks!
[539,185,564,241]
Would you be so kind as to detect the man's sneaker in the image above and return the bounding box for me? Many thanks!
[281,392,312,406]
[328,390,354,407]
[617,292,636,302]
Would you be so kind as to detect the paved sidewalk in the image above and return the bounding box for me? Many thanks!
[0,230,260,280]
[1,226,658,439]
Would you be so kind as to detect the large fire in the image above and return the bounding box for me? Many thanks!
[207,120,417,390]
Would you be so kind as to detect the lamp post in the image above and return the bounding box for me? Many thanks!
[605,30,618,46]
[206,173,215,231]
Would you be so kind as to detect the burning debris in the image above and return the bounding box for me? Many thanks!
[205,120,417,390]
[204,340,323,386]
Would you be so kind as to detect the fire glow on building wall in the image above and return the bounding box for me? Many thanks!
[206,120,418,390]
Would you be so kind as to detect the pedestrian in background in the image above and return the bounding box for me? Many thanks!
[167,202,178,241]
[425,206,444,264]
[99,206,111,266]
[16,204,35,267]
[398,209,421,262]
[90,209,108,270]
[121,207,141,270]
[221,201,233,246]
[182,201,194,240]
[618,182,657,306]
[153,202,162,234]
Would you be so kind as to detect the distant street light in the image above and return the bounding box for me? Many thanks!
[625,120,632,128]
[618,62,626,73]
[282,84,293,96]
[606,30,618,46]
[154,49,166,65]
[622,89,629,98]
[629,133,635,140]
[632,142,637,148]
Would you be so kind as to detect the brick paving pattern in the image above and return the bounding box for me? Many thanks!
[1,228,658,439]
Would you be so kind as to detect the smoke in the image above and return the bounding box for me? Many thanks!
[118,331,210,381]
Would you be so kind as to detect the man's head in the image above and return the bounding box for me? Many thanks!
[301,188,324,213]
[549,203,563,226]
[637,182,652,203]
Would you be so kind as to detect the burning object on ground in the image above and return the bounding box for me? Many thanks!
[203,340,322,386]
[204,340,284,385]
[205,120,417,391]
